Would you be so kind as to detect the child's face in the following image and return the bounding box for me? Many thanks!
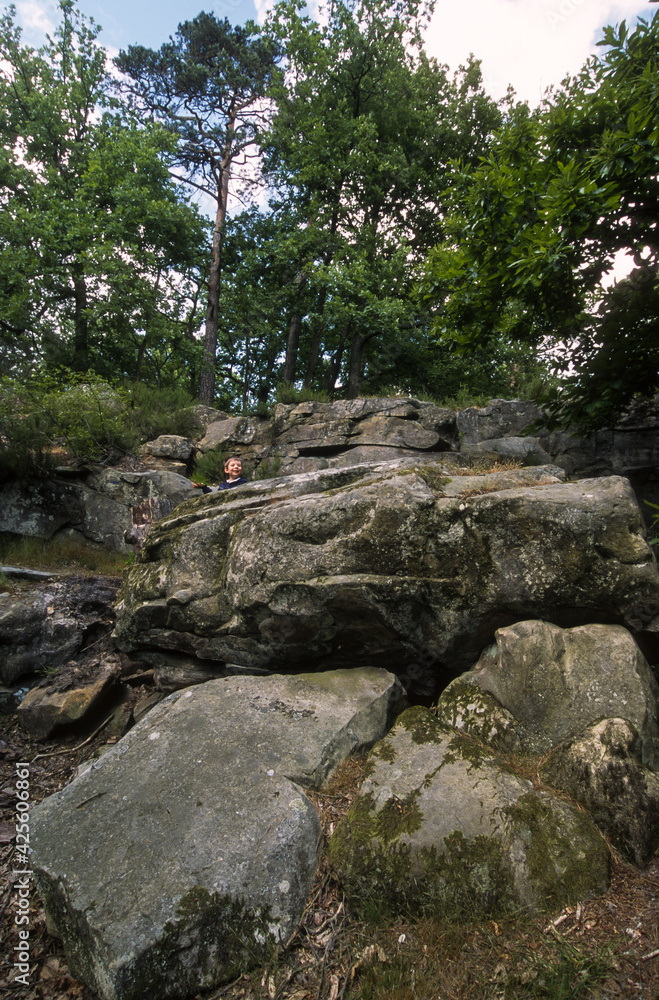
[225,458,243,479]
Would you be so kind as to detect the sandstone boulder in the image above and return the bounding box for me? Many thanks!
[257,398,457,476]
[0,469,200,552]
[460,435,552,466]
[136,435,193,475]
[30,669,405,1000]
[113,462,658,697]
[437,622,659,768]
[87,468,199,508]
[135,648,229,690]
[328,707,610,919]
[0,576,120,685]
[184,403,230,432]
[197,415,269,453]
[539,717,659,866]
[456,399,543,445]
[0,479,86,539]
[140,435,194,462]
[542,395,659,479]
[17,654,121,739]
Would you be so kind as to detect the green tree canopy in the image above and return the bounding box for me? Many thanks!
[421,11,659,429]
[115,14,280,404]
[0,0,206,384]
[234,0,505,401]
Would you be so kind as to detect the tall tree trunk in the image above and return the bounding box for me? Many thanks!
[303,286,328,387]
[346,329,378,399]
[326,327,348,396]
[73,266,89,371]
[198,119,234,405]
[283,270,307,385]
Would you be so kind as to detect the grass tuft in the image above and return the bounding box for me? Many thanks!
[0,533,128,580]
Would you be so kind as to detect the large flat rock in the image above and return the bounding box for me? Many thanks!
[30,669,405,1000]
[113,463,659,696]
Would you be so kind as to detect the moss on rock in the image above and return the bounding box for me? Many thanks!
[417,468,453,493]
[116,886,278,1000]
[330,707,612,922]
[502,793,611,910]
[398,704,446,744]
[418,832,516,920]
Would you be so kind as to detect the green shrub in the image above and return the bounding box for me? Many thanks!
[256,455,282,479]
[44,376,131,457]
[442,387,494,410]
[0,370,132,480]
[275,383,330,405]
[0,371,200,482]
[0,395,56,481]
[121,382,197,443]
[191,448,228,485]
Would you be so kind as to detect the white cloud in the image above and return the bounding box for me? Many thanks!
[253,0,273,25]
[15,1,56,39]
[425,0,652,105]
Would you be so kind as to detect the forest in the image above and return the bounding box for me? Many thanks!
[0,0,657,433]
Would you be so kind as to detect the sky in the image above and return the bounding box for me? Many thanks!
[13,0,656,106]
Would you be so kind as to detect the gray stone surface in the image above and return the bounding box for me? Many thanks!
[540,717,659,866]
[0,469,200,552]
[326,446,465,469]
[0,480,87,539]
[31,669,405,1000]
[88,468,199,507]
[456,399,543,445]
[143,394,659,489]
[448,621,659,768]
[460,435,553,465]
[185,403,230,432]
[197,415,267,452]
[0,576,120,684]
[140,435,194,461]
[542,395,659,478]
[113,464,659,695]
[328,706,610,918]
[435,678,522,754]
[4,395,658,553]
[262,398,458,474]
[136,649,229,691]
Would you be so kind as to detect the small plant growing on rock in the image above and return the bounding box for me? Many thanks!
[257,456,283,479]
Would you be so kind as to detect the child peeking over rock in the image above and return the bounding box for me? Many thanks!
[191,456,248,492]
